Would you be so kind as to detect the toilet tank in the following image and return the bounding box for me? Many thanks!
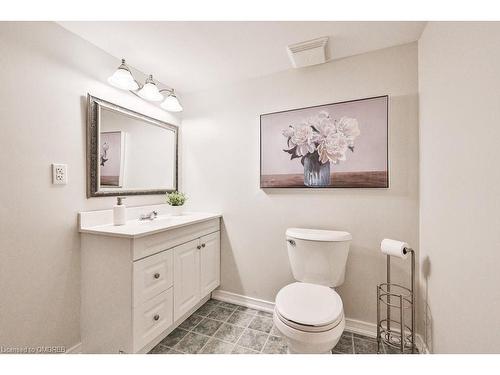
[286,228,352,287]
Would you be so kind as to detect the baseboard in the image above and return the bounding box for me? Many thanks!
[211,289,429,354]
[65,342,82,354]
[344,317,377,338]
[211,289,275,313]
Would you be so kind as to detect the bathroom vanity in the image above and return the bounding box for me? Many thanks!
[78,205,221,353]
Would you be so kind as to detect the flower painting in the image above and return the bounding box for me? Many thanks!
[100,131,125,187]
[260,96,388,188]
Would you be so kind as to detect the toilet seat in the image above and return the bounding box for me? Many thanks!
[275,309,343,333]
[275,282,343,333]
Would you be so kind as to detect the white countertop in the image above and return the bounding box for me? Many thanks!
[79,205,221,239]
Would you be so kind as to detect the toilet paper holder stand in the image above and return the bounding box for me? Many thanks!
[376,247,416,354]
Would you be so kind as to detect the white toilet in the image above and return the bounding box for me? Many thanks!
[273,228,352,354]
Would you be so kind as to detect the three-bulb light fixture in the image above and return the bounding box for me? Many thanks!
[107,58,183,112]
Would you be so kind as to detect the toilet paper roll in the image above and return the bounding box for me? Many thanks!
[381,239,409,259]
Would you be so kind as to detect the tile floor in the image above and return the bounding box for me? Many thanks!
[149,299,417,354]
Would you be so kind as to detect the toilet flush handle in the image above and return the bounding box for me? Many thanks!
[287,239,296,247]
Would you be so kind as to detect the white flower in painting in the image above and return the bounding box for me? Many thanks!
[282,126,295,138]
[309,111,337,139]
[309,110,330,125]
[317,133,349,164]
[335,117,360,147]
[284,123,317,156]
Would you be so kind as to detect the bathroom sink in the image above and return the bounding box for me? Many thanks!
[138,215,172,224]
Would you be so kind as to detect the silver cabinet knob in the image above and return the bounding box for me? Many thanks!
[197,245,201,249]
[154,273,160,279]
[201,243,206,248]
[153,314,160,321]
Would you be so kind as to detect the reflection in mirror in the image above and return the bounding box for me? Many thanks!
[87,95,178,197]
[99,108,176,190]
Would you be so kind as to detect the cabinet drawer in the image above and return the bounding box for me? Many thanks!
[133,288,173,352]
[133,250,173,307]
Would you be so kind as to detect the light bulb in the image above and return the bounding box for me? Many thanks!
[137,75,163,102]
[107,59,139,91]
[161,92,183,112]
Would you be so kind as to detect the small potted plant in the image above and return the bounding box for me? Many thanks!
[166,191,187,216]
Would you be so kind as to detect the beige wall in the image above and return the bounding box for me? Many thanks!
[181,43,419,327]
[418,22,500,353]
[0,22,180,350]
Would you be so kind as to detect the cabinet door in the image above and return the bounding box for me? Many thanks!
[200,232,221,297]
[173,239,201,320]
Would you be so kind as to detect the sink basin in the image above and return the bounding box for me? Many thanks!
[138,215,172,224]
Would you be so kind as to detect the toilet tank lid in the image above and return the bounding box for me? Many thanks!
[286,228,352,242]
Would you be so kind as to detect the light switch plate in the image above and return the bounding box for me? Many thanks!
[52,163,67,185]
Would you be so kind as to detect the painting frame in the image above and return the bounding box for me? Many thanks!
[260,95,389,189]
[99,130,126,188]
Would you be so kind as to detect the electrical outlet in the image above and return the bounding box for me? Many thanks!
[52,163,68,185]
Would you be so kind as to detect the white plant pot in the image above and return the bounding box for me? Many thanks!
[170,205,184,216]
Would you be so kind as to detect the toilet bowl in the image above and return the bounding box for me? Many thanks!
[273,228,351,353]
[274,282,345,353]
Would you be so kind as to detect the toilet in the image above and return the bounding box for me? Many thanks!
[273,228,352,354]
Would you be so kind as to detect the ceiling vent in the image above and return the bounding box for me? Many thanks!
[287,36,329,69]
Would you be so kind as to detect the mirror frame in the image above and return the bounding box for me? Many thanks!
[86,94,179,198]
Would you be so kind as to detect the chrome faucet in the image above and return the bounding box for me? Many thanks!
[139,211,158,221]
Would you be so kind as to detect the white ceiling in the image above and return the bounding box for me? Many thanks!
[58,21,426,94]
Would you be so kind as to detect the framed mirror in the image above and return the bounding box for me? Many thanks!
[86,94,178,197]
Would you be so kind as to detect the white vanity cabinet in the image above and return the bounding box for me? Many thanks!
[79,209,221,354]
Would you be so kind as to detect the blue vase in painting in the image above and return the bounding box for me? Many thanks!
[303,153,330,187]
